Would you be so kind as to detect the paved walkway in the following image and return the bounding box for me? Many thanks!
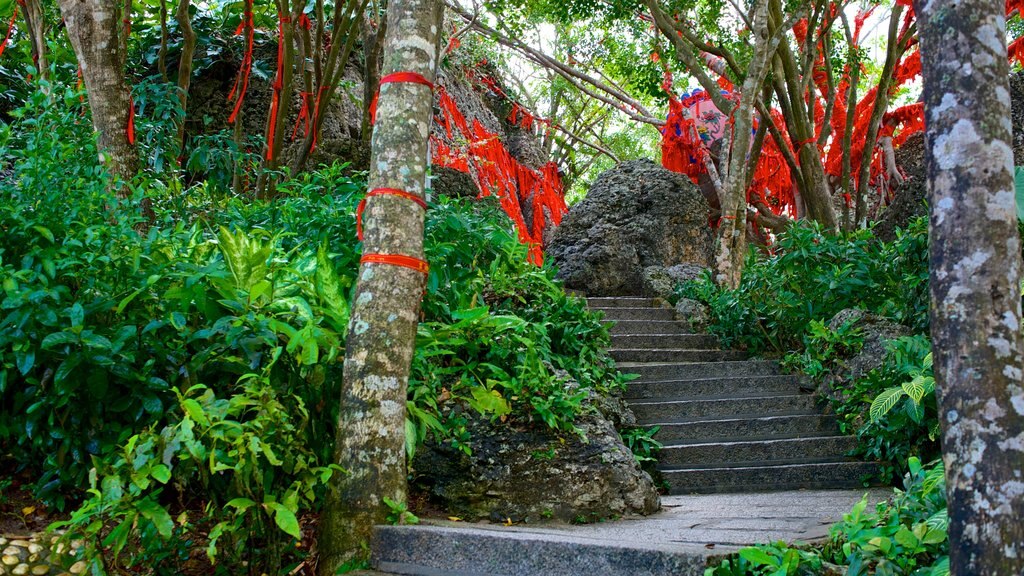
[425,488,890,548]
[372,488,893,575]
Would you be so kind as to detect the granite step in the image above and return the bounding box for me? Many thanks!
[611,333,720,350]
[662,461,880,494]
[609,320,693,335]
[650,414,841,444]
[611,349,746,363]
[371,524,709,576]
[657,436,860,468]
[630,393,817,422]
[625,375,808,400]
[586,297,660,308]
[595,307,676,321]
[618,361,782,381]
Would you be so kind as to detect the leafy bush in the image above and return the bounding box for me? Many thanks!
[678,219,929,355]
[831,336,941,483]
[709,457,949,576]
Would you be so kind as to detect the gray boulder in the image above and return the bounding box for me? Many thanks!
[412,392,660,523]
[548,160,713,296]
[674,298,711,333]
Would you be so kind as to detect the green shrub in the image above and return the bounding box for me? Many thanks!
[832,336,941,483]
[709,457,949,576]
[678,219,929,355]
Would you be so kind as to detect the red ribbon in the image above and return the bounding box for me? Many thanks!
[356,188,428,240]
[360,253,430,275]
[0,7,18,58]
[127,95,136,145]
[370,71,435,125]
[227,2,254,124]
[293,91,313,140]
[265,14,291,161]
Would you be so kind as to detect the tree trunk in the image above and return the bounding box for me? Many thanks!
[175,0,196,154]
[316,0,442,571]
[59,0,138,187]
[21,0,48,84]
[714,0,771,289]
[915,0,1024,572]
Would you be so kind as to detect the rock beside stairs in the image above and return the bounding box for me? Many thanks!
[589,296,878,495]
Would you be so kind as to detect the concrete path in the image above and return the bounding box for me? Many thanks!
[371,488,892,575]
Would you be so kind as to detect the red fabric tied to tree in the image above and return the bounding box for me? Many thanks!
[1010,36,1024,67]
[429,85,567,266]
[227,1,254,125]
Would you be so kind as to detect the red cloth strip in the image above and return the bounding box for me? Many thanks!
[356,188,428,241]
[370,72,435,125]
[360,253,429,275]
[227,2,254,124]
[0,7,18,58]
[127,95,136,145]
[380,71,434,88]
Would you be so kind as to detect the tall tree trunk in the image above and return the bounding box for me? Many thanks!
[714,0,771,289]
[21,0,48,84]
[174,0,196,154]
[316,0,442,571]
[59,0,138,187]
[854,4,904,228]
[915,0,1024,572]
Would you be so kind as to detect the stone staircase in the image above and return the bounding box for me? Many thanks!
[590,296,877,494]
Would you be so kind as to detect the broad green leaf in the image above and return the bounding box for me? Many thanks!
[150,464,172,484]
[136,499,175,538]
[902,375,927,403]
[266,502,301,539]
[226,498,257,511]
[738,547,777,566]
[870,387,906,421]
[181,399,209,426]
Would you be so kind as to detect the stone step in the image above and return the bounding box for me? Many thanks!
[609,320,693,335]
[587,297,659,308]
[651,414,841,444]
[611,349,746,363]
[630,394,816,422]
[611,333,720,350]
[596,307,675,321]
[625,375,808,400]
[657,436,859,469]
[662,461,880,495]
[618,361,782,381]
[371,525,709,576]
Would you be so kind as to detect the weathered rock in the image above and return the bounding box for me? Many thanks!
[818,309,913,404]
[641,266,675,299]
[548,160,713,296]
[412,390,660,523]
[431,166,479,200]
[674,298,711,333]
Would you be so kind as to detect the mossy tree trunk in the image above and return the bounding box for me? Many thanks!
[915,0,1024,572]
[316,0,442,572]
[58,0,138,188]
